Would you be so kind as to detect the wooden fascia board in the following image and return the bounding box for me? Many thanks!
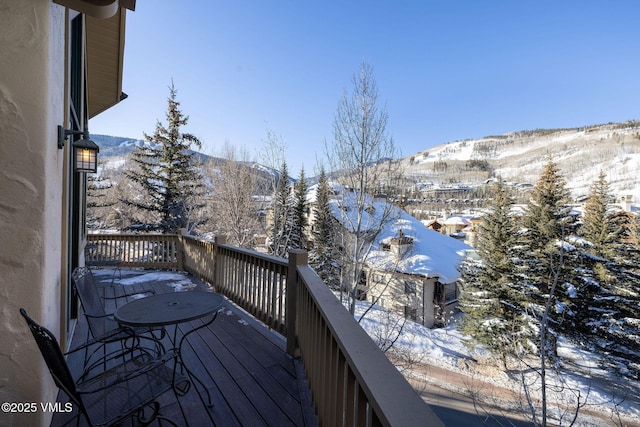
[85,7,127,119]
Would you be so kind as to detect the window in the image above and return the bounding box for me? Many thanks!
[358,270,367,284]
[404,281,416,295]
[444,282,458,302]
[66,14,85,331]
[404,305,417,321]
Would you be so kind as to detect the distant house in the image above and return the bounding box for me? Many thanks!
[443,215,471,238]
[424,219,444,233]
[307,185,473,328]
[464,215,483,247]
[619,195,639,213]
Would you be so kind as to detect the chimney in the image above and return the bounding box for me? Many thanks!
[391,230,413,258]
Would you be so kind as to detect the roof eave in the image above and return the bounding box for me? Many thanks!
[85,6,129,119]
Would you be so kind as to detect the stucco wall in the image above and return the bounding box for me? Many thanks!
[0,1,66,426]
[366,270,440,328]
[423,278,437,328]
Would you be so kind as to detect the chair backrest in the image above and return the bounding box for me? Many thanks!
[19,308,82,408]
[71,267,112,338]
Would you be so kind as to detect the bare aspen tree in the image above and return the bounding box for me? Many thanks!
[259,126,288,194]
[325,60,402,315]
[206,143,264,248]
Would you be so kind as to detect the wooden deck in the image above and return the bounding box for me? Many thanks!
[52,268,317,427]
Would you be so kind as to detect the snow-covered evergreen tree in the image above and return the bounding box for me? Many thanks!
[269,161,294,258]
[609,210,639,263]
[123,83,205,234]
[86,162,115,229]
[580,170,617,258]
[511,161,600,422]
[459,181,533,365]
[290,167,308,250]
[310,168,341,290]
[596,254,640,378]
[461,163,640,385]
[516,160,577,343]
[575,173,640,377]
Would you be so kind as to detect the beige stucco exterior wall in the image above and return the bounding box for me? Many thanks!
[423,278,437,328]
[0,1,66,426]
[366,270,441,328]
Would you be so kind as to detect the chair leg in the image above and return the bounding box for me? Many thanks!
[136,401,180,426]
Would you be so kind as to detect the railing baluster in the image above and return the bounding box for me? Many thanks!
[346,367,356,426]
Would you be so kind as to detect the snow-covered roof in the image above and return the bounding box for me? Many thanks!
[444,216,471,226]
[365,209,473,283]
[308,184,472,283]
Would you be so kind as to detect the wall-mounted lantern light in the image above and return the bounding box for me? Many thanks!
[57,125,100,173]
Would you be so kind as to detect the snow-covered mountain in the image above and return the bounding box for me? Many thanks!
[401,120,640,203]
[89,134,148,157]
[92,119,640,203]
[89,134,286,191]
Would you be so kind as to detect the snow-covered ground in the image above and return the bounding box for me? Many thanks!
[353,299,640,426]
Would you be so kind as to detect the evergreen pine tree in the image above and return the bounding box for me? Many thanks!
[522,160,572,253]
[517,160,574,331]
[459,181,532,364]
[512,159,613,374]
[580,171,616,258]
[579,176,640,377]
[310,168,341,290]
[269,162,293,258]
[86,163,115,229]
[609,210,639,262]
[123,83,205,234]
[290,167,308,250]
[596,251,640,378]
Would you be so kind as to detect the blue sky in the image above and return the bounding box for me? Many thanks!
[90,1,640,174]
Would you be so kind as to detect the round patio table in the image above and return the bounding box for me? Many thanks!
[115,291,224,327]
[115,290,224,406]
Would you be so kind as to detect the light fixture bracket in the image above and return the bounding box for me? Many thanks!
[58,125,89,149]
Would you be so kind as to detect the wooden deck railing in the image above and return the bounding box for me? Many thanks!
[86,234,181,269]
[85,233,443,427]
[182,235,288,334]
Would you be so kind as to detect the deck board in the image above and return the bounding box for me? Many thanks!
[51,268,317,427]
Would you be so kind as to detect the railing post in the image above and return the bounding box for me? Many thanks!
[287,249,307,357]
[177,229,187,271]
[214,235,227,292]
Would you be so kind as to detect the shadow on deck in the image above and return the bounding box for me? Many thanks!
[52,267,317,427]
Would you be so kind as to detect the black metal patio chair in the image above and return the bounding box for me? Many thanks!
[20,308,182,427]
[71,267,165,364]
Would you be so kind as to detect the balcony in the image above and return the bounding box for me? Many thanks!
[54,233,443,426]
